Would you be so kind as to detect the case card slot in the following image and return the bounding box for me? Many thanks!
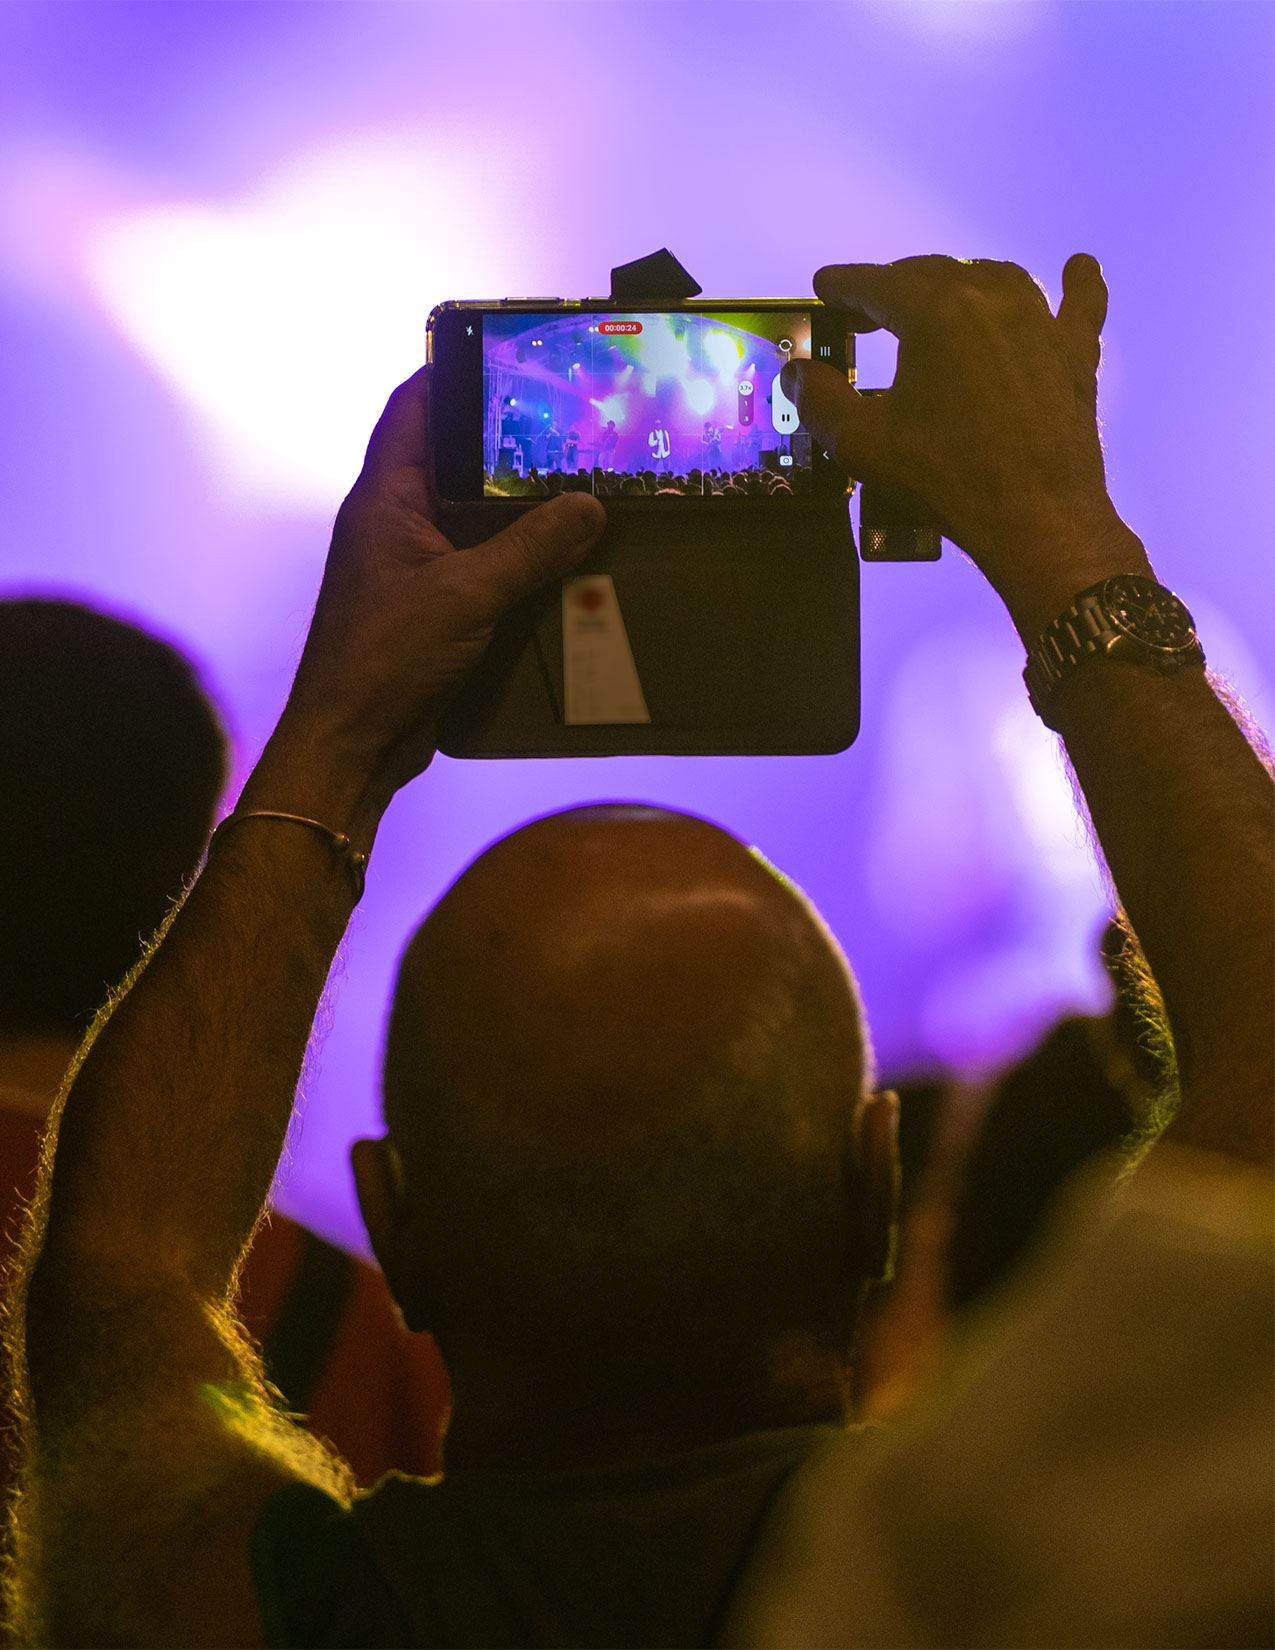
[562,575,651,725]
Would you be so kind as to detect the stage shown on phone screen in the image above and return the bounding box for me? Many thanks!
[482,310,813,498]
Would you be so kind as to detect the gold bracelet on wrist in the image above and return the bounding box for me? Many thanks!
[207,810,368,902]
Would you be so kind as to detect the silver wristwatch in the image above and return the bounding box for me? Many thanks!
[1023,573,1205,730]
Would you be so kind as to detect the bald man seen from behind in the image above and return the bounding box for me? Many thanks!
[265,804,896,1646]
[358,807,894,1472]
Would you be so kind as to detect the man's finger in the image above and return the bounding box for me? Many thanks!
[1056,253,1108,386]
[783,360,886,477]
[1058,252,1108,333]
[812,259,949,336]
[360,365,432,484]
[459,493,608,616]
[1056,254,1107,403]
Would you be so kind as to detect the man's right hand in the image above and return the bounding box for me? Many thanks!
[244,368,606,842]
[783,254,1154,639]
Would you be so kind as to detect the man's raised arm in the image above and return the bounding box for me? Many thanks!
[10,369,605,1647]
[725,254,1273,1650]
[786,254,1273,1167]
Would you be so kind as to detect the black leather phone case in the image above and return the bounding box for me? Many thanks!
[435,498,859,757]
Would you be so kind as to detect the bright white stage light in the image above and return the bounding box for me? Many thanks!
[591,394,627,426]
[990,696,1094,886]
[684,378,716,416]
[866,620,1110,1067]
[637,318,690,380]
[868,0,1052,44]
[705,329,743,377]
[83,133,526,512]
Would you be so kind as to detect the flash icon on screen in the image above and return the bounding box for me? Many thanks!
[466,325,474,337]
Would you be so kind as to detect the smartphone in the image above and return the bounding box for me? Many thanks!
[426,296,859,759]
[427,298,853,503]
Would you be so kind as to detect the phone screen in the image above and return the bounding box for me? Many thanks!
[430,301,848,502]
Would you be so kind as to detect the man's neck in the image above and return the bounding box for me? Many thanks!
[441,1359,852,1474]
[0,1032,79,1121]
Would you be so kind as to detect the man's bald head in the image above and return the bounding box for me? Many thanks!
[381,806,881,1433]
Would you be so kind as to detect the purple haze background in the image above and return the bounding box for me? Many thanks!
[0,1,1270,1253]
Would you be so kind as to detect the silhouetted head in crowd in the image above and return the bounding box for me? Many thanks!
[353,806,897,1468]
[854,914,1165,1421]
[947,1011,1146,1312]
[0,598,227,1037]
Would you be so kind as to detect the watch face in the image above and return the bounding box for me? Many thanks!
[1104,575,1198,650]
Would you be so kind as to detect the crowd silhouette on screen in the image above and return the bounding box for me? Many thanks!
[489,463,812,500]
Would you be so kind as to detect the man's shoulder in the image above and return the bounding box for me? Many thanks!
[726,1150,1275,1650]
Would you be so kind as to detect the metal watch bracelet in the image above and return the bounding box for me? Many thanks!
[1023,575,1204,730]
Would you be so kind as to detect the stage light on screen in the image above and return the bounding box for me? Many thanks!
[591,394,627,425]
[684,379,716,416]
[639,318,691,379]
[81,132,526,512]
[706,329,744,376]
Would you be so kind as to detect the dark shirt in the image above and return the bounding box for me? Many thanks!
[253,1425,843,1648]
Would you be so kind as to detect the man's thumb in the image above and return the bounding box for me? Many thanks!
[782,360,880,476]
[463,493,607,613]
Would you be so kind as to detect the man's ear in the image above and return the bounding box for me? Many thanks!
[351,1136,432,1332]
[852,1090,900,1284]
